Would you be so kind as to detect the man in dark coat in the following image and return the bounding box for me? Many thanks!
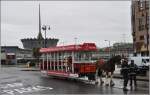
[129,60,137,87]
[121,59,129,91]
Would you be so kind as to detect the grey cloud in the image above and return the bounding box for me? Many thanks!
[1,1,132,48]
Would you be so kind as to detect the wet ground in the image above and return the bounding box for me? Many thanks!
[0,66,149,95]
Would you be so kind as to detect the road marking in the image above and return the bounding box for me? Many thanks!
[2,90,14,95]
[114,85,131,89]
[1,82,53,95]
[0,82,23,89]
[2,85,53,95]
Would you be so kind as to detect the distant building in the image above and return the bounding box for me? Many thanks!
[131,0,149,56]
[1,49,7,65]
[93,48,110,61]
[112,43,134,57]
[93,42,134,61]
[1,46,32,65]
[21,4,59,49]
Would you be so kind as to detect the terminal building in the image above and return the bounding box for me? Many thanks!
[21,4,59,49]
[21,31,58,49]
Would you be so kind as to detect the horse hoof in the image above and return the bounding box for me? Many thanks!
[95,82,98,85]
[110,83,115,87]
[100,81,104,85]
[123,88,128,91]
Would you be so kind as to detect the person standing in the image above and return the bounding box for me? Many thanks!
[121,59,129,91]
[129,60,137,88]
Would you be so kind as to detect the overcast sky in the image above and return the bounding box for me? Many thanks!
[1,1,133,48]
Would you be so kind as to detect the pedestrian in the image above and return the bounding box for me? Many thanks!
[120,59,129,91]
[129,60,137,88]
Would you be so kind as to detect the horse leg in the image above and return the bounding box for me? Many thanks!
[99,71,104,85]
[105,72,109,86]
[110,72,115,86]
[99,75,104,85]
[95,69,99,84]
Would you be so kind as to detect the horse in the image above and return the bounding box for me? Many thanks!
[95,55,122,86]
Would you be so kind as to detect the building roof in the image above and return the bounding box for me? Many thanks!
[1,46,32,52]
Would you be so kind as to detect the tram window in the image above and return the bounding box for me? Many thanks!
[76,52,82,61]
[84,52,92,61]
[80,52,90,61]
[74,51,94,61]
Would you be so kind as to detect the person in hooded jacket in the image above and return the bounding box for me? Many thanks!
[121,59,129,91]
[129,60,138,87]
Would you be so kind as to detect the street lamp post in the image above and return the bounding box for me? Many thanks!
[42,25,50,48]
[74,37,77,49]
[74,37,77,45]
[105,40,111,59]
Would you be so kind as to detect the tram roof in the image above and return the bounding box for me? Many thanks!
[40,43,97,53]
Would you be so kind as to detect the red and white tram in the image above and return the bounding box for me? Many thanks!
[39,43,97,80]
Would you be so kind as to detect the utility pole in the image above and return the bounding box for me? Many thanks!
[74,37,77,49]
[105,40,111,59]
[39,4,41,35]
[122,33,126,43]
[122,33,127,57]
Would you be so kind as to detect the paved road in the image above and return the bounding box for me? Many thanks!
[0,66,149,95]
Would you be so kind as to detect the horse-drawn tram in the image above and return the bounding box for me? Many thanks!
[39,43,97,80]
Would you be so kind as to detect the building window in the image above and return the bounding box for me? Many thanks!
[139,18,142,25]
[133,38,136,42]
[139,0,144,11]
[140,35,144,40]
[132,32,136,36]
[139,25,145,31]
[139,18,145,31]
[145,1,149,9]
[146,16,149,28]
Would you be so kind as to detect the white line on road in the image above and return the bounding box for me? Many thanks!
[1,82,53,95]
